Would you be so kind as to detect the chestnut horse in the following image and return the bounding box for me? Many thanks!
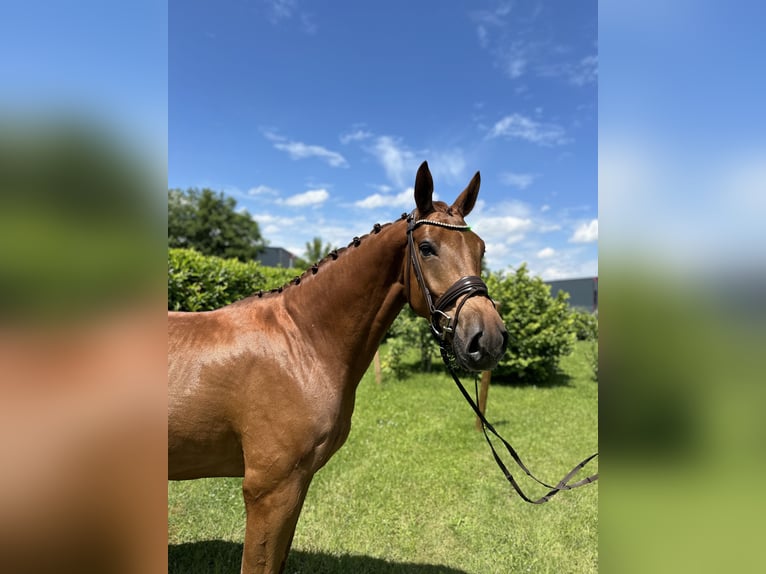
[168,162,507,573]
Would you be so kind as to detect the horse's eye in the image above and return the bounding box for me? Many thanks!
[419,242,436,257]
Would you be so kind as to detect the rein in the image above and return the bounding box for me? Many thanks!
[440,344,599,504]
[405,212,599,504]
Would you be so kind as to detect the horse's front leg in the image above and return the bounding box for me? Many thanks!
[240,468,312,574]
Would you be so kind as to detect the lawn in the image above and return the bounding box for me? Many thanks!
[168,341,598,573]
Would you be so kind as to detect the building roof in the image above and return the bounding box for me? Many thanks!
[256,246,296,268]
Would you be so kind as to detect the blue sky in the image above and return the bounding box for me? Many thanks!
[600,0,766,274]
[170,0,597,277]
[1,1,167,155]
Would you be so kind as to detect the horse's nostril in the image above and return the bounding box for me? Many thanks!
[468,331,483,355]
[501,329,509,352]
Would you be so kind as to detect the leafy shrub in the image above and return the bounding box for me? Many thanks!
[572,309,599,341]
[485,264,576,383]
[588,340,599,382]
[571,310,598,380]
[259,265,299,292]
[168,248,295,311]
[381,307,440,378]
[380,336,410,380]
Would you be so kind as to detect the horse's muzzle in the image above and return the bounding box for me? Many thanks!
[452,301,508,372]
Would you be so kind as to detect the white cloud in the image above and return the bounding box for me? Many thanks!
[264,0,316,34]
[537,54,599,87]
[541,204,550,212]
[264,0,296,22]
[264,131,348,167]
[252,212,307,236]
[472,215,533,241]
[570,54,598,86]
[476,25,489,49]
[507,58,526,78]
[487,113,568,146]
[340,129,373,144]
[500,43,528,79]
[570,219,598,243]
[537,247,556,259]
[474,198,532,219]
[359,133,467,188]
[248,184,279,196]
[368,183,392,193]
[280,188,329,207]
[484,242,510,268]
[538,258,598,281]
[537,265,572,281]
[470,2,514,54]
[370,136,418,187]
[429,149,467,185]
[500,171,537,189]
[355,187,414,209]
[471,1,596,89]
[274,141,347,167]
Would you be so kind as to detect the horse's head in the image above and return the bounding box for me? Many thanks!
[404,161,508,372]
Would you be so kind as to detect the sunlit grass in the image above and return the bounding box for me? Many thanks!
[168,341,598,573]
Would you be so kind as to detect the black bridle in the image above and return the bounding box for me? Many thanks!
[405,212,491,340]
[405,211,599,504]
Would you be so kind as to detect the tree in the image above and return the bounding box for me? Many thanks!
[294,236,335,270]
[168,188,265,261]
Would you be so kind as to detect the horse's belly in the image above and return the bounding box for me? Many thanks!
[167,379,246,479]
[168,447,244,479]
[168,422,245,479]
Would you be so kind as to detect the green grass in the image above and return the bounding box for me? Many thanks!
[168,341,598,573]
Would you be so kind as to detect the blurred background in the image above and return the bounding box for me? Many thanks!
[600,0,766,572]
[0,2,167,573]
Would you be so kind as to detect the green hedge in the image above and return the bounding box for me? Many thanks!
[168,248,296,311]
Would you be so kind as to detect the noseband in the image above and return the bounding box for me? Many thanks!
[405,212,491,342]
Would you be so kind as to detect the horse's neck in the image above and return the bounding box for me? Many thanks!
[280,219,408,383]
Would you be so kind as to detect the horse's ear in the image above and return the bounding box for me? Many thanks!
[414,161,434,217]
[451,171,480,217]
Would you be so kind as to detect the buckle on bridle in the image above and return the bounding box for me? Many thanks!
[430,309,454,339]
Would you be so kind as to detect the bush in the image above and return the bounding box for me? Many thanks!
[381,307,440,378]
[486,264,576,383]
[259,265,300,292]
[570,310,598,380]
[588,340,599,382]
[572,309,599,341]
[168,248,295,311]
